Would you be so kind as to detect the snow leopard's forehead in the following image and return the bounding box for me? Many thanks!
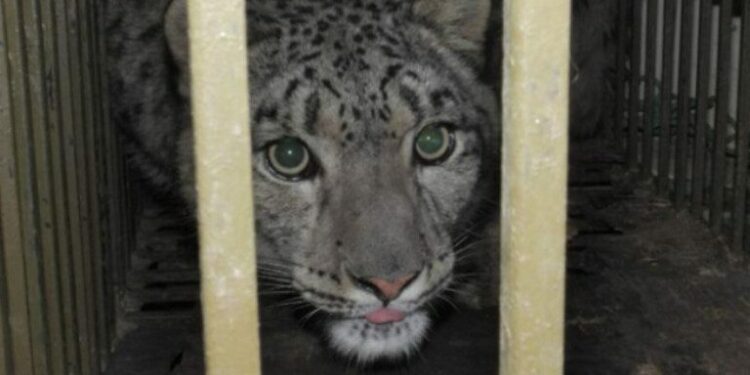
[246,0,494,149]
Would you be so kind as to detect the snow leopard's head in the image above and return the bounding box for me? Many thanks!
[166,0,497,363]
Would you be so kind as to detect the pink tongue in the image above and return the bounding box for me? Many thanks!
[365,308,406,324]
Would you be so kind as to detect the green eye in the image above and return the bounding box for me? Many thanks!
[267,137,312,178]
[414,124,453,163]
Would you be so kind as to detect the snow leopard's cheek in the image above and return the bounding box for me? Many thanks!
[417,130,483,222]
[251,168,321,260]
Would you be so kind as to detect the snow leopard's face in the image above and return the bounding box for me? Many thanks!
[166,0,497,362]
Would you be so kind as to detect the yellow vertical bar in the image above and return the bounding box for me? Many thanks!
[187,0,260,374]
[500,0,570,374]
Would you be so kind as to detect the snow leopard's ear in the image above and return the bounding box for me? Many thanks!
[164,0,276,96]
[411,0,493,66]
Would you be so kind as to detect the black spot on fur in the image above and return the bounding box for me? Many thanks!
[295,5,314,14]
[347,13,361,24]
[379,109,390,122]
[300,51,322,63]
[284,79,300,99]
[430,89,456,109]
[322,79,342,98]
[303,91,321,133]
[404,70,420,81]
[380,45,401,58]
[311,34,325,46]
[304,67,316,80]
[254,104,278,123]
[398,85,422,121]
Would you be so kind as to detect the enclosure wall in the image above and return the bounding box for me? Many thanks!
[617,0,750,254]
[0,0,130,374]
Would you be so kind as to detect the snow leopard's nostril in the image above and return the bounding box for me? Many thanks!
[351,273,417,303]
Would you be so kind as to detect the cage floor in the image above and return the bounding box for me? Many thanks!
[106,140,750,374]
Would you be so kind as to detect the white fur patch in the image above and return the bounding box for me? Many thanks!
[327,312,430,363]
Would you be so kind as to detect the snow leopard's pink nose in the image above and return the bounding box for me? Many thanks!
[367,274,416,301]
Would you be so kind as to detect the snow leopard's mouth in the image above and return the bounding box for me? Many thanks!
[286,252,457,362]
[326,310,431,362]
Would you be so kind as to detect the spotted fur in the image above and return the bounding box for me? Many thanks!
[107,0,616,363]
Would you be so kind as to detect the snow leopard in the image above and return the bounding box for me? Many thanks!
[106,0,617,363]
[108,0,500,362]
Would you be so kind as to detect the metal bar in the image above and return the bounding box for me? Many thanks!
[501,0,569,373]
[629,0,645,169]
[2,0,53,372]
[675,0,697,208]
[187,0,261,373]
[52,0,86,372]
[0,3,25,373]
[642,0,659,178]
[710,0,734,233]
[89,0,115,353]
[732,2,750,253]
[22,0,68,372]
[614,0,631,146]
[691,0,714,215]
[41,0,81,371]
[72,0,101,369]
[93,0,120,344]
[0,232,11,375]
[63,0,94,372]
[658,0,679,194]
[78,0,107,367]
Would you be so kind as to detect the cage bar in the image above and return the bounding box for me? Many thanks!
[629,0,645,169]
[59,0,96,372]
[500,0,570,374]
[41,0,83,372]
[709,0,734,233]
[733,2,750,254]
[614,0,631,146]
[642,0,659,178]
[91,0,119,354]
[0,4,35,374]
[0,240,9,375]
[186,0,261,373]
[691,0,714,215]
[658,0,678,195]
[78,0,109,366]
[3,0,54,372]
[23,0,68,372]
[675,0,697,209]
[68,0,99,371]
[0,0,122,372]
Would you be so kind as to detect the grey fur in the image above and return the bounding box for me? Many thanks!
[109,0,498,362]
[106,0,617,362]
